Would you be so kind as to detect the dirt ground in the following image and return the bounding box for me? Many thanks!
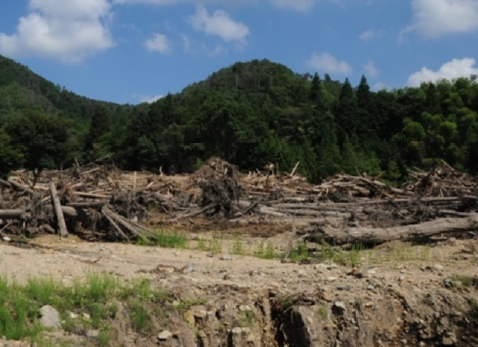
[1,227,478,347]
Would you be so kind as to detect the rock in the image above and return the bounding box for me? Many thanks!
[326,276,337,283]
[157,330,173,341]
[314,264,327,271]
[442,332,457,346]
[239,305,252,312]
[433,264,444,271]
[181,264,195,273]
[220,254,234,261]
[337,285,352,291]
[192,307,207,319]
[443,278,453,288]
[296,269,307,278]
[184,310,195,325]
[223,273,234,280]
[320,291,333,302]
[230,327,254,347]
[39,305,61,329]
[87,329,99,338]
[68,311,78,319]
[332,301,346,315]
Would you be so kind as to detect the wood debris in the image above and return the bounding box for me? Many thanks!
[0,159,477,246]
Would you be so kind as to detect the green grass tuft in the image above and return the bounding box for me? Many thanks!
[0,273,172,345]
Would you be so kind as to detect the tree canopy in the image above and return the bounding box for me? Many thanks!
[1,55,478,183]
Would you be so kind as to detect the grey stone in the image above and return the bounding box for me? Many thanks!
[157,330,173,340]
[220,254,234,261]
[181,264,195,273]
[39,305,61,329]
[87,329,99,338]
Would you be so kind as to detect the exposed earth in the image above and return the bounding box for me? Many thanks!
[1,229,478,347]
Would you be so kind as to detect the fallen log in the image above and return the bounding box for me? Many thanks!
[0,209,29,220]
[0,207,76,220]
[312,215,478,246]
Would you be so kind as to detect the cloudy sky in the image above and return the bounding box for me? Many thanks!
[0,0,477,104]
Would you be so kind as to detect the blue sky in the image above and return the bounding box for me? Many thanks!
[0,0,477,104]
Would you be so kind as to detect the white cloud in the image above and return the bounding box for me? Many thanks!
[407,57,478,86]
[145,33,171,54]
[30,0,110,19]
[405,0,478,38]
[140,94,164,103]
[363,61,378,77]
[359,29,382,42]
[188,5,249,43]
[306,52,352,75]
[269,0,314,12]
[372,82,390,91]
[113,0,314,11]
[0,0,113,63]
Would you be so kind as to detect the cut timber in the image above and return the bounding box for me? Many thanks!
[72,192,110,199]
[49,182,68,238]
[0,179,34,195]
[0,207,76,220]
[0,209,30,220]
[101,205,130,241]
[102,205,149,241]
[315,215,478,246]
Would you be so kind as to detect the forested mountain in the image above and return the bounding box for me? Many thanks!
[1,56,478,183]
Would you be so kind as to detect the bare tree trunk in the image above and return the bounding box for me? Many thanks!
[49,182,68,238]
[313,215,478,246]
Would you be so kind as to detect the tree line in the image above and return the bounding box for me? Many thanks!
[1,57,477,183]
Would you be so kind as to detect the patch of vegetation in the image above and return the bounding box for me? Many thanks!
[287,242,310,262]
[255,241,276,259]
[173,298,208,312]
[347,244,365,267]
[138,229,188,248]
[211,236,224,254]
[317,303,329,321]
[195,237,207,252]
[128,299,151,332]
[239,310,255,327]
[0,273,173,345]
[468,299,478,319]
[231,236,245,256]
[450,275,477,288]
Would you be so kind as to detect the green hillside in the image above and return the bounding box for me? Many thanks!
[1,56,478,183]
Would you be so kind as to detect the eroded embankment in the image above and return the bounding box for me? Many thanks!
[150,280,478,347]
[1,239,478,347]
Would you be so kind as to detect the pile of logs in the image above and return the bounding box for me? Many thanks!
[0,164,156,241]
[1,158,477,246]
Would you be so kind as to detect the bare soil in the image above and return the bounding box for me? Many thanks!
[1,229,478,347]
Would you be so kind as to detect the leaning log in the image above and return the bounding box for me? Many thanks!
[313,215,478,246]
[49,182,68,238]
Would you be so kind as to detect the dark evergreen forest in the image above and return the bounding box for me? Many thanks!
[1,55,478,183]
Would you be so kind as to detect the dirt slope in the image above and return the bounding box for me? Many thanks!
[1,235,478,346]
